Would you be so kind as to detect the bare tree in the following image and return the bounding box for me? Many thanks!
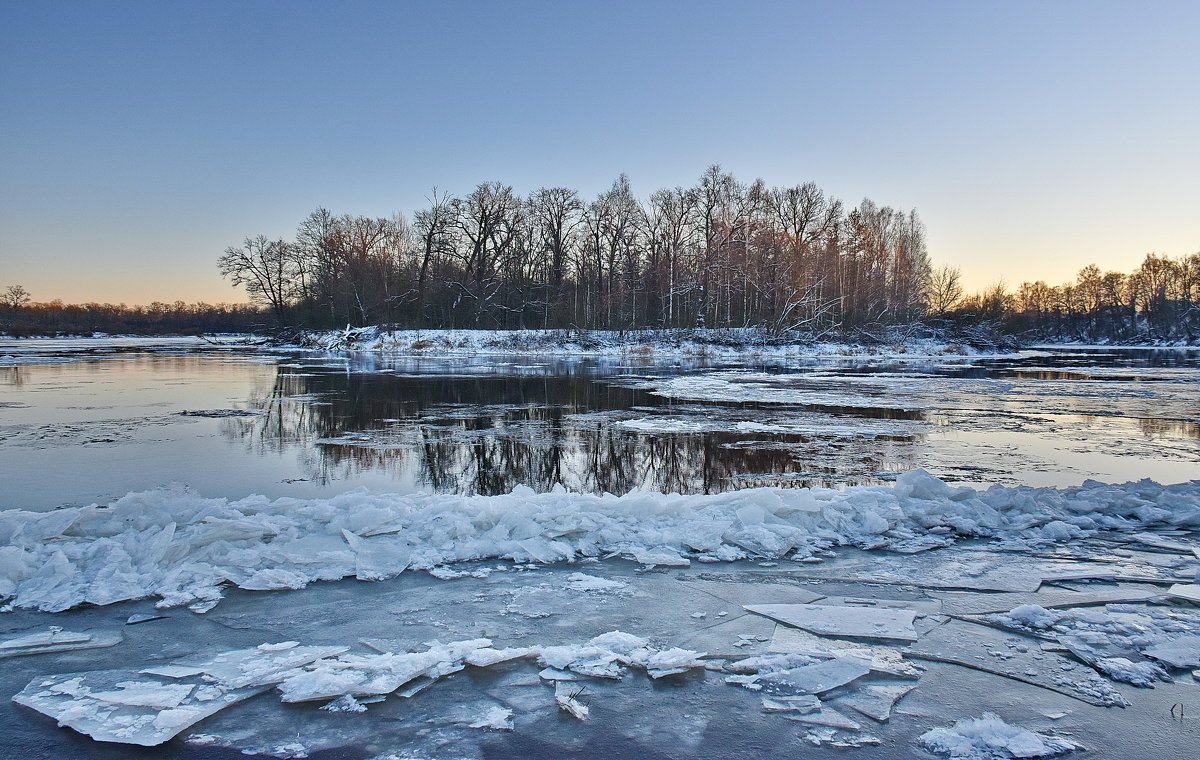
[217,236,296,322]
[413,189,457,328]
[926,265,963,316]
[2,284,31,308]
[450,182,523,326]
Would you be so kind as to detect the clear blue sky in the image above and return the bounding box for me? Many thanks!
[2,0,1197,304]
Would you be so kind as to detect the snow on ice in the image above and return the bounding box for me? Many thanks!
[2,470,1198,613]
[919,712,1080,758]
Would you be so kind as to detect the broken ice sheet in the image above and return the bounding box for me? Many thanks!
[761,695,820,713]
[745,603,918,642]
[1054,633,1169,687]
[0,626,122,659]
[768,625,923,679]
[276,637,532,704]
[12,669,268,746]
[834,683,915,722]
[148,642,349,689]
[753,656,872,695]
[928,587,1159,616]
[906,619,1129,707]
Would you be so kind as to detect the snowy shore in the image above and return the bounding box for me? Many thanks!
[295,326,1030,360]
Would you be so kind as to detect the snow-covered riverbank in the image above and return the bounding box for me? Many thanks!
[297,327,1028,361]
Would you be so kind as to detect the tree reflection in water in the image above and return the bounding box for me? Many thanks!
[221,363,923,495]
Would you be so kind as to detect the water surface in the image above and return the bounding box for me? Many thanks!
[1,339,1196,511]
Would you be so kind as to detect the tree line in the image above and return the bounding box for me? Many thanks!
[217,166,932,334]
[0,292,265,336]
[956,252,1200,343]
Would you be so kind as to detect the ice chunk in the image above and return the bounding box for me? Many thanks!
[746,603,918,642]
[783,703,862,730]
[239,568,310,591]
[1039,568,1115,584]
[919,712,1079,758]
[630,547,691,567]
[1093,657,1166,687]
[320,695,366,713]
[645,647,707,674]
[1004,604,1063,629]
[11,669,267,747]
[587,630,651,662]
[1167,584,1200,603]
[87,681,196,709]
[464,647,535,667]
[554,681,589,720]
[340,530,411,581]
[565,572,627,592]
[126,613,165,625]
[761,695,821,713]
[836,683,915,722]
[538,667,578,681]
[0,627,91,650]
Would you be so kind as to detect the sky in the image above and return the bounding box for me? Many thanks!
[1,0,1197,305]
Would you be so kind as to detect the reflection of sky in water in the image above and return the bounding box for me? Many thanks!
[0,343,1196,511]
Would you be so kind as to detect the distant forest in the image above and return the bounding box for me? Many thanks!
[2,167,1196,343]
[0,292,263,337]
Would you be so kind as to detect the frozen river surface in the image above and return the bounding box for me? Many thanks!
[0,337,1198,758]
[1,338,1197,510]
